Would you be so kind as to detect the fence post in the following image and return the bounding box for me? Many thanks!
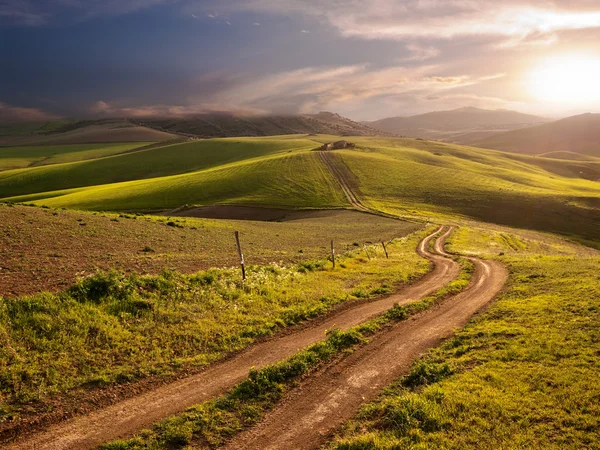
[234,231,246,281]
[331,239,335,269]
[381,241,389,259]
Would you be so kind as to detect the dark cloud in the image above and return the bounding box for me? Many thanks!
[0,102,60,122]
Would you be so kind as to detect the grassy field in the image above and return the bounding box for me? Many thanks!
[0,143,153,171]
[4,151,347,211]
[2,135,598,246]
[1,131,599,447]
[0,136,317,198]
[328,137,600,245]
[101,260,473,450]
[328,224,600,449]
[0,120,73,137]
[0,226,430,423]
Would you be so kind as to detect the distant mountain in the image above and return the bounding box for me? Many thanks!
[476,113,600,158]
[364,107,548,142]
[0,119,177,146]
[135,112,389,138]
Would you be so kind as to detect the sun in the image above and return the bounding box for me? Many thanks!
[528,54,600,106]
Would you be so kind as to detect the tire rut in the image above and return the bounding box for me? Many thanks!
[6,227,459,450]
[223,239,508,450]
[318,151,370,212]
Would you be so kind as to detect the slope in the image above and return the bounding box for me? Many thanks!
[0,136,317,199]
[365,107,547,141]
[476,113,600,158]
[0,119,176,146]
[0,143,153,171]
[318,137,600,245]
[5,151,348,211]
[4,135,600,245]
[135,111,387,138]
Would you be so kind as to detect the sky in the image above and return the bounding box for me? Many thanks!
[1,0,600,121]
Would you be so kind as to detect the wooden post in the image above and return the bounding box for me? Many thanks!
[381,241,389,259]
[331,239,335,269]
[234,231,246,280]
[363,244,372,260]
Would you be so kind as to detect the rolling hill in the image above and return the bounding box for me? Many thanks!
[0,119,177,146]
[135,111,387,138]
[0,136,319,198]
[365,107,547,142]
[475,113,600,158]
[2,134,599,245]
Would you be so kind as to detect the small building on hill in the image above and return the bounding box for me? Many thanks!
[320,140,356,150]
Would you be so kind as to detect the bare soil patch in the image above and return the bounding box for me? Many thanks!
[164,205,350,221]
[0,205,419,297]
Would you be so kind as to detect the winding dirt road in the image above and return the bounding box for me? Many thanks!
[6,227,460,450]
[223,242,507,450]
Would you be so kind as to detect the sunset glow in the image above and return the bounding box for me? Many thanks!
[529,55,600,106]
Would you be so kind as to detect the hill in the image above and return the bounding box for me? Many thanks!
[135,111,387,138]
[2,134,599,245]
[0,136,320,198]
[0,119,177,146]
[475,113,600,158]
[365,107,547,142]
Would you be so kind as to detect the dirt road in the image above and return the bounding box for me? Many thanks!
[319,151,370,212]
[223,249,507,449]
[7,227,459,450]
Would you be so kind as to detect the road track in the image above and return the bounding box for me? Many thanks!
[319,151,370,212]
[6,227,460,450]
[224,239,507,450]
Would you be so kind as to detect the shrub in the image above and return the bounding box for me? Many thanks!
[68,271,136,304]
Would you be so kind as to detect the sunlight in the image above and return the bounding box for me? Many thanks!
[528,54,600,106]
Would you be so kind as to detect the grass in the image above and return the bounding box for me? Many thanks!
[4,151,347,211]
[100,258,473,450]
[0,120,72,137]
[2,135,598,246]
[0,227,432,423]
[326,137,600,245]
[0,143,152,171]
[0,136,316,199]
[327,224,600,449]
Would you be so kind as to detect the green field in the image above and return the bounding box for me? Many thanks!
[1,131,600,447]
[2,134,598,246]
[329,223,600,449]
[0,120,73,137]
[0,136,317,198]
[0,143,152,171]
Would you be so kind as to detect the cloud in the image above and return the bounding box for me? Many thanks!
[0,0,47,25]
[181,63,502,115]
[90,100,262,118]
[0,102,61,122]
[301,29,310,33]
[401,44,440,62]
[206,0,600,44]
[0,0,171,25]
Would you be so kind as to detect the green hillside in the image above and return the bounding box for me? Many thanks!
[0,136,317,198]
[0,142,152,171]
[6,151,347,211]
[2,135,599,245]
